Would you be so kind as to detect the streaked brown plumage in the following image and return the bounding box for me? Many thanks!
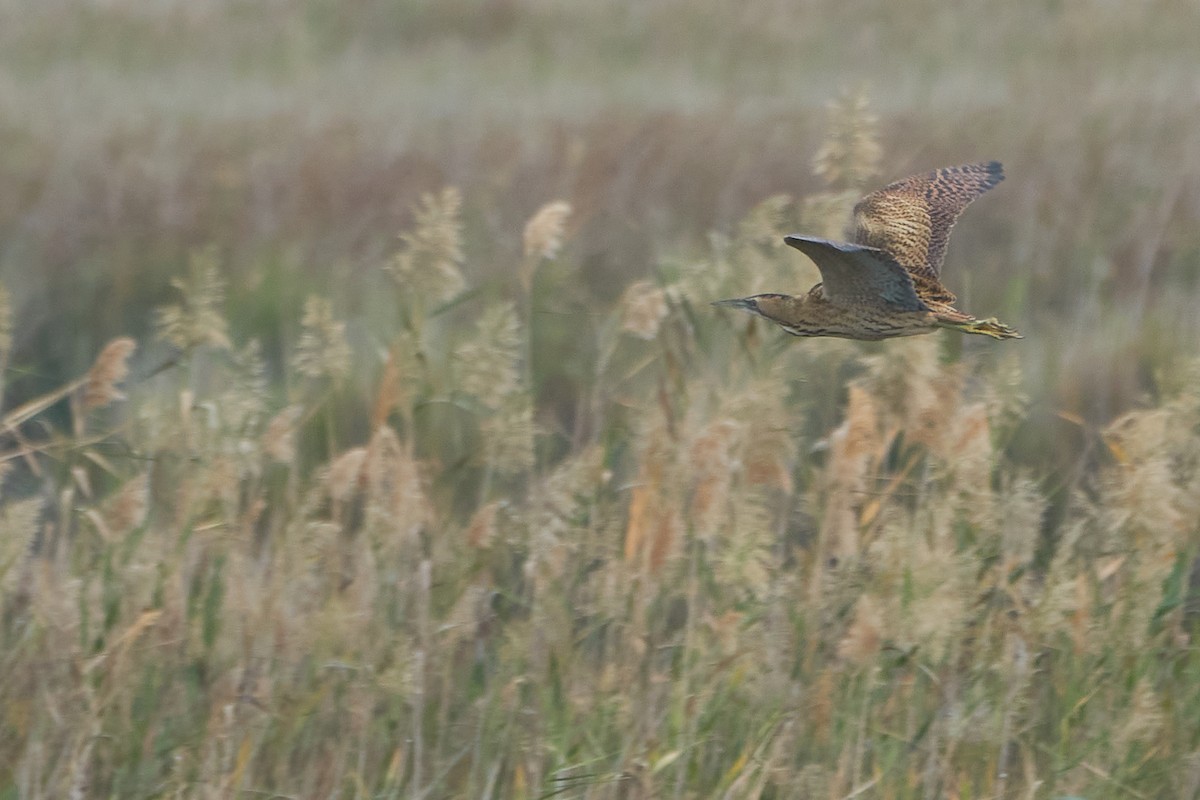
[714,162,1021,341]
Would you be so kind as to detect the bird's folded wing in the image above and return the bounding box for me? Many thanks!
[784,235,929,312]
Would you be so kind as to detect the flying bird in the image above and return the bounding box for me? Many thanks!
[713,162,1021,340]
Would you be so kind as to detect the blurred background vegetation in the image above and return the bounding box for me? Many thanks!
[2,0,1200,798]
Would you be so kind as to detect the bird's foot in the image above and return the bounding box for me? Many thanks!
[942,316,1023,340]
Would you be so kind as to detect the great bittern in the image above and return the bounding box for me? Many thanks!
[714,162,1021,341]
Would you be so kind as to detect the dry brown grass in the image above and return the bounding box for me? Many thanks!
[3,152,1199,796]
[3,2,1200,798]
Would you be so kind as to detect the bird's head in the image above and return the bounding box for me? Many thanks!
[711,293,804,326]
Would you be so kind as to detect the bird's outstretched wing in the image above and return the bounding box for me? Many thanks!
[851,162,1004,304]
[784,235,928,312]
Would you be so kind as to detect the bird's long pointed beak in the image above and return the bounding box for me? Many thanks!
[711,298,755,311]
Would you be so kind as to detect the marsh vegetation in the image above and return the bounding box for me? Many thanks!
[2,1,1200,797]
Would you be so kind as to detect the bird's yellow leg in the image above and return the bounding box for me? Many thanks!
[936,316,1023,340]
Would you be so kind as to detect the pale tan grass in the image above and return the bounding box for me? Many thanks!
[838,594,884,664]
[155,248,232,351]
[820,384,882,561]
[455,302,523,403]
[812,85,882,191]
[388,188,466,310]
[618,280,669,341]
[261,404,303,464]
[523,200,572,261]
[293,296,352,383]
[81,337,136,412]
[6,71,1200,797]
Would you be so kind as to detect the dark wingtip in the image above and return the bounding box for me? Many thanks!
[945,161,1004,189]
[784,234,825,251]
[983,160,1005,184]
[783,234,873,255]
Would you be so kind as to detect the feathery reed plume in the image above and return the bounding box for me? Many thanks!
[865,513,971,661]
[527,445,605,539]
[713,487,775,594]
[820,384,883,560]
[262,405,303,464]
[374,331,422,430]
[624,413,681,572]
[997,474,1045,567]
[327,447,368,507]
[105,472,149,535]
[736,194,793,248]
[523,200,572,261]
[801,86,882,239]
[0,496,42,594]
[861,338,961,448]
[455,302,522,403]
[683,382,794,601]
[371,348,403,430]
[619,280,669,340]
[521,199,572,293]
[1113,678,1165,755]
[906,554,970,661]
[984,353,1029,441]
[679,194,798,306]
[725,194,802,300]
[155,246,232,351]
[942,401,996,525]
[363,424,430,544]
[796,189,859,241]
[838,594,883,664]
[812,85,882,191]
[465,500,500,550]
[293,295,352,383]
[623,483,652,565]
[454,301,534,481]
[482,394,536,477]
[81,337,136,412]
[688,417,739,538]
[734,384,796,492]
[1103,408,1189,544]
[408,187,464,264]
[387,187,466,308]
